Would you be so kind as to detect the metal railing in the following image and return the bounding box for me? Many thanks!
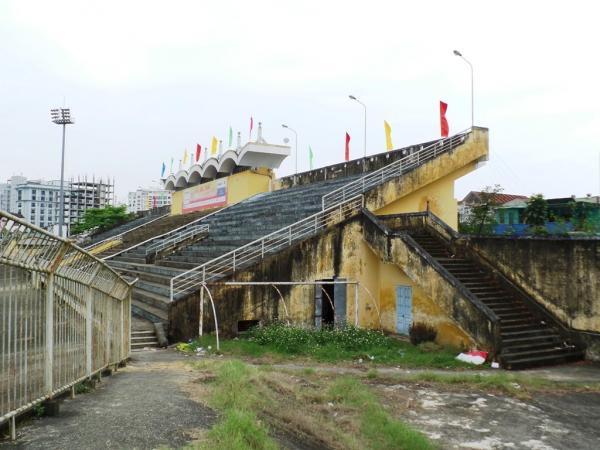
[322,129,470,209]
[83,213,170,255]
[145,224,209,257]
[170,195,365,299]
[169,129,474,301]
[0,210,132,433]
[104,202,241,261]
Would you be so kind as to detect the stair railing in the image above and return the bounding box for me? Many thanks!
[145,223,209,257]
[170,129,473,301]
[322,129,470,210]
[170,195,364,300]
[83,213,170,254]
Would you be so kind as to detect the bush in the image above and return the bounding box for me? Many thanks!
[246,322,389,354]
[409,323,437,345]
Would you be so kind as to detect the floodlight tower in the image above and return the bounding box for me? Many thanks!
[50,108,75,237]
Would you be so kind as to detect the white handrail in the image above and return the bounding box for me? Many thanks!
[169,129,473,301]
[104,203,236,261]
[145,223,209,256]
[322,129,470,210]
[170,195,365,300]
[83,213,170,252]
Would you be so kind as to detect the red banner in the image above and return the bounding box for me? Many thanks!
[440,101,449,138]
[196,144,202,162]
[345,132,351,161]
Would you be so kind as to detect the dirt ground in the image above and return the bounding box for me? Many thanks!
[2,349,600,449]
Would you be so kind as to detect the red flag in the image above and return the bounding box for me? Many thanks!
[249,116,254,139]
[196,144,202,162]
[345,132,351,161]
[440,101,449,138]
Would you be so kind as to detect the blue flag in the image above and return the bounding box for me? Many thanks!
[161,162,166,177]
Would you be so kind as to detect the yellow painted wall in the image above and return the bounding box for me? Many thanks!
[336,224,473,348]
[227,170,271,205]
[375,164,475,230]
[267,221,474,347]
[170,170,271,216]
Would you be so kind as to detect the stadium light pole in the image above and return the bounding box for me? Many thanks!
[281,124,298,174]
[50,108,74,237]
[349,95,367,158]
[453,50,474,128]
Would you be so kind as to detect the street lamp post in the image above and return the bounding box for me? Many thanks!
[349,95,367,158]
[50,108,74,237]
[453,50,474,128]
[281,124,298,174]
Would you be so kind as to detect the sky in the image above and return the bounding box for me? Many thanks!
[1,0,599,203]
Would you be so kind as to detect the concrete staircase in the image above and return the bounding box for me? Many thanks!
[131,329,159,351]
[96,211,208,259]
[107,176,361,329]
[408,230,584,369]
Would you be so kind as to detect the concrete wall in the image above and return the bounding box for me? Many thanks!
[370,127,488,230]
[468,236,600,333]
[169,216,473,348]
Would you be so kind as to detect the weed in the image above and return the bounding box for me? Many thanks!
[329,377,435,450]
[366,368,379,379]
[302,367,316,376]
[33,403,45,417]
[75,381,94,395]
[180,324,472,369]
[201,360,279,450]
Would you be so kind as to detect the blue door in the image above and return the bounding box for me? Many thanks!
[396,286,412,335]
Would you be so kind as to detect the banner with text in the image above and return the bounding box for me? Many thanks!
[182,178,228,213]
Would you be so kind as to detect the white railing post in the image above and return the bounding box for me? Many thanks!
[86,285,93,376]
[45,273,54,395]
[170,278,174,302]
[233,252,236,272]
[314,215,318,232]
[354,283,359,327]
[261,240,264,259]
[288,227,292,246]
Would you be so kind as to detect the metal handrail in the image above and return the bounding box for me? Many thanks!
[104,200,243,261]
[145,223,209,257]
[169,129,474,301]
[170,195,365,300]
[321,129,471,210]
[83,213,170,253]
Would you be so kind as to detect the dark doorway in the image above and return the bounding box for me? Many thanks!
[321,282,335,326]
[315,279,347,329]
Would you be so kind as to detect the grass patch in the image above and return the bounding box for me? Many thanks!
[178,323,473,369]
[329,377,435,450]
[376,371,600,399]
[187,358,436,450]
[201,360,278,450]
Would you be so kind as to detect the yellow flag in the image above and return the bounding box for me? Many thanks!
[384,121,393,151]
[211,136,218,155]
[183,148,188,164]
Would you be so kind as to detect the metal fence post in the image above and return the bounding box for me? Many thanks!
[45,273,54,395]
[354,283,359,327]
[86,285,93,377]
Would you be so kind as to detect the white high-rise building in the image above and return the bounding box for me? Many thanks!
[127,188,172,213]
[0,175,114,234]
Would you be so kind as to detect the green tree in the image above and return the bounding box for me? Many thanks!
[71,205,130,235]
[524,194,548,227]
[463,184,503,234]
